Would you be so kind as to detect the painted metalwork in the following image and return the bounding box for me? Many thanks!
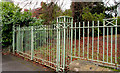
[13,17,120,72]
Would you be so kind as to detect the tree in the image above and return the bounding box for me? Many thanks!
[39,2,63,25]
[71,2,93,22]
[71,2,112,22]
[62,9,72,17]
[14,0,67,25]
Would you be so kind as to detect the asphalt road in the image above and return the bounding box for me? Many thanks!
[2,53,55,73]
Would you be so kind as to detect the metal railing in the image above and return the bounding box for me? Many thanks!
[13,16,120,72]
[70,18,120,69]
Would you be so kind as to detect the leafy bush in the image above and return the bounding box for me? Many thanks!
[29,18,44,26]
[0,2,34,47]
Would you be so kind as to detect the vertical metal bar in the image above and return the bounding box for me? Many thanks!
[51,25,53,63]
[29,28,31,54]
[74,22,76,56]
[47,28,48,62]
[66,18,68,65]
[34,27,36,54]
[92,21,94,60]
[87,21,89,59]
[17,25,20,53]
[56,17,59,71]
[45,26,46,60]
[38,27,39,55]
[41,28,42,59]
[79,22,81,57]
[103,21,105,62]
[19,25,20,53]
[17,26,18,53]
[58,24,60,68]
[115,19,117,64]
[19,25,21,52]
[69,22,71,52]
[12,25,15,54]
[62,25,64,67]
[63,16,66,71]
[21,30,23,52]
[53,24,55,63]
[50,25,52,66]
[83,22,85,58]
[56,19,58,71]
[97,21,100,61]
[47,26,49,60]
[31,26,34,60]
[24,28,26,53]
[111,27,113,63]
[71,18,73,61]
[49,25,50,65]
[107,27,109,63]
[40,27,41,48]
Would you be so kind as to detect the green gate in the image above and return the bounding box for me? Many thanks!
[12,16,73,71]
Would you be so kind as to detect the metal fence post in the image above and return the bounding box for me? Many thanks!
[83,22,85,58]
[97,21,100,61]
[103,20,105,62]
[63,16,66,71]
[21,30,24,52]
[79,22,81,57]
[71,18,73,61]
[16,26,18,53]
[31,26,34,60]
[87,21,89,59]
[115,19,117,66]
[12,25,15,54]
[74,22,76,56]
[56,17,59,72]
[92,21,94,60]
[111,25,113,63]
[17,25,20,53]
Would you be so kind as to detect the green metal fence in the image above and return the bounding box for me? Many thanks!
[70,18,120,69]
[13,16,120,72]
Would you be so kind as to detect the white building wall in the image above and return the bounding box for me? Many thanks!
[118,0,120,16]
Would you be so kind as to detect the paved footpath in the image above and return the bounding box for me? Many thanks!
[2,53,55,73]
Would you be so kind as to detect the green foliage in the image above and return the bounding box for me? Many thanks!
[82,7,105,22]
[13,11,34,26]
[82,7,93,21]
[0,2,34,47]
[117,17,120,25]
[29,18,44,26]
[82,7,105,37]
[62,9,72,17]
[117,17,120,33]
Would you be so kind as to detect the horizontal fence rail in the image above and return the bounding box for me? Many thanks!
[13,17,120,72]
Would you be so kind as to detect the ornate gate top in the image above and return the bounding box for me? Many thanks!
[103,18,117,26]
[57,16,73,24]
